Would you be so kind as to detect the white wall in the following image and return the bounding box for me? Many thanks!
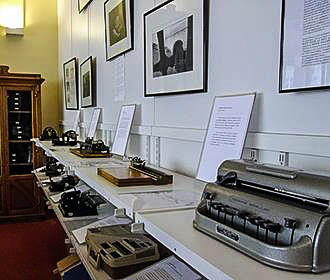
[57,0,330,177]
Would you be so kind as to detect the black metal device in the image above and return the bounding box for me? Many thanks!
[59,190,107,217]
[52,130,78,146]
[79,138,110,154]
[49,175,79,193]
[39,127,59,141]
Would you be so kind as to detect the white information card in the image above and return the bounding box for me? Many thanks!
[126,256,202,280]
[111,104,136,156]
[87,108,101,139]
[72,111,80,134]
[197,93,255,183]
[119,190,201,213]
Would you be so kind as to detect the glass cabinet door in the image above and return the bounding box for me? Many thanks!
[7,90,33,175]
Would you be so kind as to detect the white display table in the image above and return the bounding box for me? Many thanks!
[32,139,330,280]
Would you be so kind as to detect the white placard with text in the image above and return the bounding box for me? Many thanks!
[87,108,101,139]
[197,94,255,182]
[111,104,136,156]
[72,111,80,134]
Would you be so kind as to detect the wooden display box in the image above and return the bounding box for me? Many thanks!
[97,167,155,187]
[70,148,112,158]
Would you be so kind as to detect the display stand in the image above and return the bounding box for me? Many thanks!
[197,93,255,182]
[32,138,330,280]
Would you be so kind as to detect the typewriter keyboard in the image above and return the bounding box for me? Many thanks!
[204,199,297,247]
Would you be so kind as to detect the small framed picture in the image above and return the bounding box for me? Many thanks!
[80,56,96,108]
[78,0,93,13]
[63,57,79,110]
[104,0,134,61]
[144,0,209,97]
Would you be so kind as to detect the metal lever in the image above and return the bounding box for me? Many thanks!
[217,171,237,187]
[246,165,297,179]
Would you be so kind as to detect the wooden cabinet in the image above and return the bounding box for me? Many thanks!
[0,65,45,219]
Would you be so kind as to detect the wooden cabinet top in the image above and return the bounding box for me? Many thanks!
[0,65,45,85]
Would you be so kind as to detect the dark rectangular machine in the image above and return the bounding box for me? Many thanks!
[194,160,330,273]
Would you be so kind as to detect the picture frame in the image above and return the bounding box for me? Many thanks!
[80,56,96,108]
[63,57,79,110]
[78,0,93,13]
[144,0,209,97]
[104,0,134,61]
[279,0,330,93]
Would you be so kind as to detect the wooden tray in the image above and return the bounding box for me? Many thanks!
[70,148,112,158]
[97,167,154,187]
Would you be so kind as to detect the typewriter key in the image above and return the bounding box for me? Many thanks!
[263,222,281,245]
[237,211,249,233]
[284,218,297,246]
[211,203,223,222]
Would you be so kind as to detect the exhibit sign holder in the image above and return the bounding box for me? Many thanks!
[111,104,136,157]
[196,93,256,183]
[87,108,102,139]
[72,111,81,135]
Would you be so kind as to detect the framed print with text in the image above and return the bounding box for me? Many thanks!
[279,0,330,93]
[63,57,79,110]
[80,56,95,108]
[144,0,209,97]
[78,0,93,13]
[104,0,134,61]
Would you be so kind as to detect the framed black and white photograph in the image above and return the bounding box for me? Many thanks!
[104,0,134,61]
[279,0,330,93]
[63,57,79,110]
[78,0,93,13]
[144,0,209,97]
[80,56,95,108]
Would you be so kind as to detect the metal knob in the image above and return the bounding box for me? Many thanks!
[284,218,297,229]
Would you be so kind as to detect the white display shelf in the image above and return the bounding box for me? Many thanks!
[34,168,202,280]
[33,139,125,168]
[33,140,205,218]
[75,166,205,219]
[135,210,330,280]
[34,169,113,280]
[33,140,330,280]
